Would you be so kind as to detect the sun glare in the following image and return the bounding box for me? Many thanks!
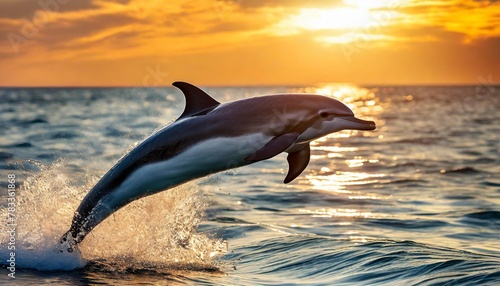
[283,0,405,32]
[275,0,406,45]
[287,8,372,30]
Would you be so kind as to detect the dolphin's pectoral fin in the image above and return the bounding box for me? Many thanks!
[284,143,311,184]
[245,133,299,162]
[173,82,221,120]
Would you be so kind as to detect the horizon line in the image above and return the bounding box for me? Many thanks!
[1,82,499,89]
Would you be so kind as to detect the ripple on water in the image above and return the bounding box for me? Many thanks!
[460,211,500,228]
[0,152,14,161]
[481,180,500,187]
[392,137,442,145]
[366,218,450,229]
[241,192,313,206]
[50,131,81,140]
[3,142,35,148]
[473,157,497,164]
[383,178,430,188]
[440,167,485,175]
[253,207,283,212]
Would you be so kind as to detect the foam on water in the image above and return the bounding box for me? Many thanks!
[0,160,227,272]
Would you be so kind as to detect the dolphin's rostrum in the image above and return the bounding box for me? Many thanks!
[60,82,376,251]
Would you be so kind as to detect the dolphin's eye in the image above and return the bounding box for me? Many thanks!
[319,112,330,118]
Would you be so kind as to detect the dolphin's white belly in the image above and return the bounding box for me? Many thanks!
[103,133,270,210]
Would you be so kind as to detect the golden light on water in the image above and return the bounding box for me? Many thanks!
[305,84,383,118]
[303,83,384,142]
[310,145,359,160]
[299,208,373,218]
[346,158,366,168]
[307,172,386,195]
[294,84,387,242]
[345,157,380,168]
[300,84,387,205]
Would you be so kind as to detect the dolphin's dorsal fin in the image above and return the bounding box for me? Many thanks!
[173,81,220,120]
[284,143,310,184]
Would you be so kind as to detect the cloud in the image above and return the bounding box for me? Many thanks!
[0,0,96,19]
[399,0,500,41]
[234,0,343,9]
[42,13,139,46]
[1,0,283,64]
[0,8,139,58]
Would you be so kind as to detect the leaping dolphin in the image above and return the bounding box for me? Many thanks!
[60,82,375,251]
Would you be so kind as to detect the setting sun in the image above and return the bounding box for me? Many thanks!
[282,8,374,30]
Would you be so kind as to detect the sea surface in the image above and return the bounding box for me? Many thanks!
[0,85,499,285]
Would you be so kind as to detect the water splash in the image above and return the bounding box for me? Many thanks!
[0,160,227,272]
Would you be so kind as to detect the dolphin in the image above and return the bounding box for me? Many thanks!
[59,81,375,251]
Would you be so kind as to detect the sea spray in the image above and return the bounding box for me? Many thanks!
[0,159,87,270]
[80,176,227,273]
[0,159,227,272]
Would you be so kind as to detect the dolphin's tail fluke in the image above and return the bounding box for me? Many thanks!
[58,230,79,253]
[58,203,114,251]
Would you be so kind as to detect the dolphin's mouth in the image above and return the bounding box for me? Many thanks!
[339,116,376,130]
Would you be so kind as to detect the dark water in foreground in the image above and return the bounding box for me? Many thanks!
[0,85,499,285]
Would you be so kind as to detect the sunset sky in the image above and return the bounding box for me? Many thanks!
[1,0,499,86]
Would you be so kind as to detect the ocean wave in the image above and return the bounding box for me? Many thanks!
[49,131,81,140]
[224,236,500,285]
[481,181,500,187]
[391,137,442,145]
[0,152,14,161]
[0,142,34,148]
[460,211,500,229]
[463,211,500,220]
[365,218,449,229]
[440,167,485,175]
[385,179,428,185]
[473,157,497,164]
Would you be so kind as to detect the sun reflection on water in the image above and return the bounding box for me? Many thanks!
[294,83,384,117]
[288,84,387,240]
[294,83,388,217]
[307,172,386,195]
[299,208,373,218]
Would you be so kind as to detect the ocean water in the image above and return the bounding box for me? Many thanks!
[0,85,499,285]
